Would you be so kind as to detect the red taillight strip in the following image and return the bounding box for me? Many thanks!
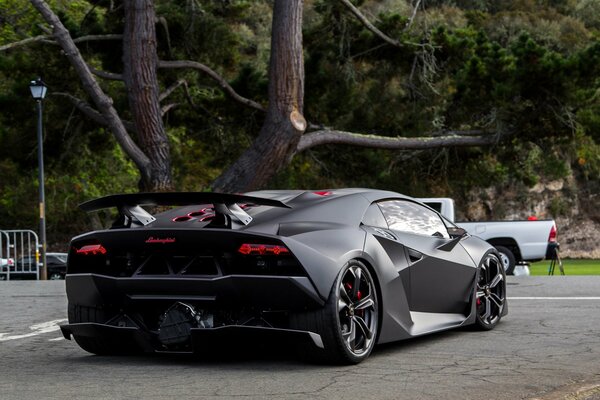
[313,191,332,196]
[76,244,107,255]
[238,243,290,256]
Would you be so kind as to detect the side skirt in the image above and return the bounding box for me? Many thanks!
[408,312,468,336]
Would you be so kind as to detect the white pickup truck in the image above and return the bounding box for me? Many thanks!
[418,198,558,275]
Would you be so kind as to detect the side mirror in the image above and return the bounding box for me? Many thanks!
[447,227,467,238]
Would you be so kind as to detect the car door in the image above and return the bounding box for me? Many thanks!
[377,200,476,314]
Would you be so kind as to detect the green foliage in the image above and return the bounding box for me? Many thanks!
[529,259,600,275]
[0,0,599,247]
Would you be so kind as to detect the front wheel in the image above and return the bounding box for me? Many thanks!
[290,260,379,364]
[475,252,506,330]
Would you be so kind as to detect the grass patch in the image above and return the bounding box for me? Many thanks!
[529,259,600,275]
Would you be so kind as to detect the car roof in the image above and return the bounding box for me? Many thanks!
[238,188,417,229]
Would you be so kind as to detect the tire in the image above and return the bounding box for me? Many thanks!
[495,246,516,275]
[68,304,129,355]
[474,252,506,330]
[290,260,379,364]
[49,272,63,280]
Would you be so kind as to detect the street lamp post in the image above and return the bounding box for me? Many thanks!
[29,78,48,281]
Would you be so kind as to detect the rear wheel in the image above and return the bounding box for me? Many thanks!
[290,260,379,364]
[495,246,516,275]
[475,253,506,330]
[68,304,131,355]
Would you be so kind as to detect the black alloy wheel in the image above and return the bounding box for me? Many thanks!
[475,252,506,330]
[337,262,379,359]
[290,260,379,364]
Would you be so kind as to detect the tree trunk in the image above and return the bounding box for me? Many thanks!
[123,0,172,191]
[212,0,305,193]
[29,0,152,183]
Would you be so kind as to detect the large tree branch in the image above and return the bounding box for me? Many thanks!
[72,34,122,43]
[0,34,49,51]
[297,129,504,152]
[158,60,266,112]
[30,0,151,179]
[0,33,122,52]
[89,66,123,81]
[53,92,136,133]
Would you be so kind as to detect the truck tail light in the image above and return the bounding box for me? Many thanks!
[548,224,557,243]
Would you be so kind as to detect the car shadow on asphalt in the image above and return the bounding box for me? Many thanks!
[371,328,466,358]
[56,328,473,369]
[57,339,320,368]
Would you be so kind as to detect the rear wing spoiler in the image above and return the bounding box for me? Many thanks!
[79,192,290,226]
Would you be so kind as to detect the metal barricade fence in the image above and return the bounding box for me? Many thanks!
[0,230,41,281]
[0,231,11,280]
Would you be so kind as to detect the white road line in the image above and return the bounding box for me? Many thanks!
[48,337,65,342]
[508,297,600,300]
[0,319,67,342]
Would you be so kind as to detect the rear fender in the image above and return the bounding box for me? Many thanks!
[281,228,366,300]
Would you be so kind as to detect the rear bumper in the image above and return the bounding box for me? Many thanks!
[65,273,326,353]
[66,273,324,309]
[60,323,324,353]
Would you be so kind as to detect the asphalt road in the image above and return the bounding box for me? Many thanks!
[0,277,599,400]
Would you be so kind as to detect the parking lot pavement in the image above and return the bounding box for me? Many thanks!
[0,277,599,400]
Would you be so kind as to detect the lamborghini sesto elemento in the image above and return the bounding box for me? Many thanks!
[60,188,507,364]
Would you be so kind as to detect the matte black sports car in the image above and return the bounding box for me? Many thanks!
[60,189,507,364]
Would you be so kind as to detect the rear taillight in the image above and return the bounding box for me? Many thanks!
[237,243,290,256]
[548,224,557,243]
[8,258,13,266]
[76,244,107,255]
